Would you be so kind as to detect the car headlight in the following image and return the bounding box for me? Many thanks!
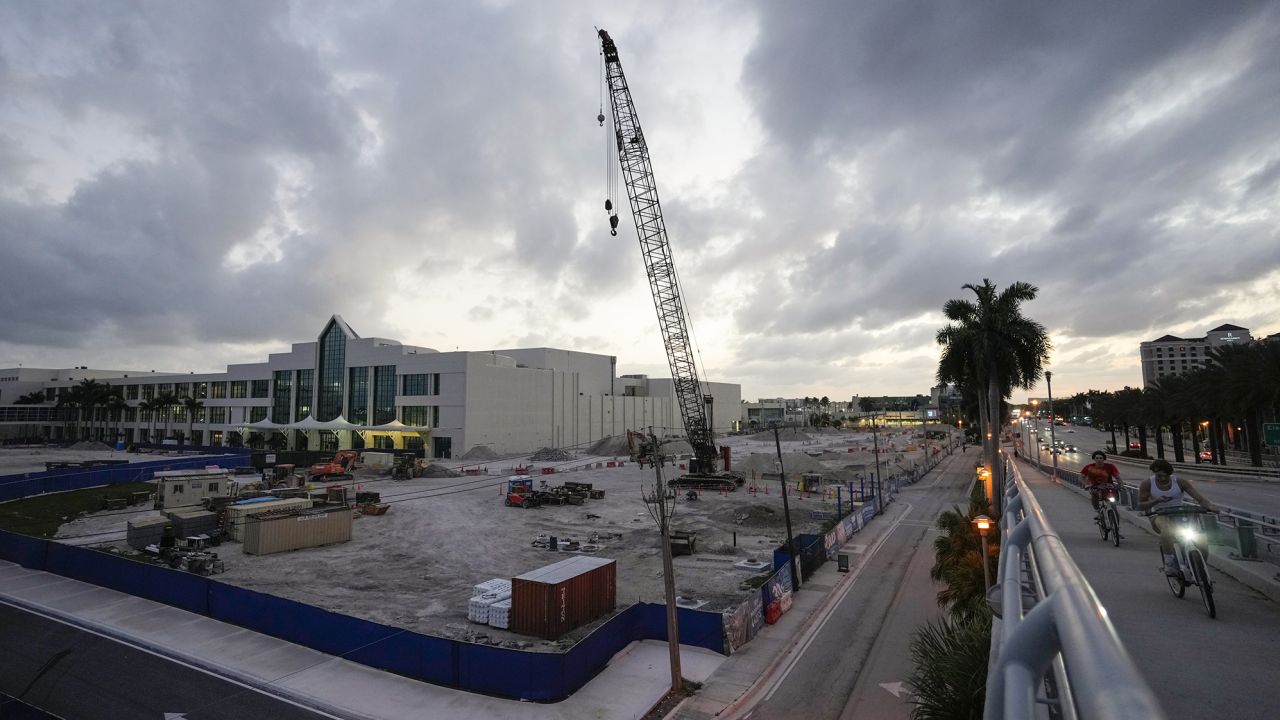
[1177,527,1199,543]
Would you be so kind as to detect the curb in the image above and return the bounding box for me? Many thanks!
[0,585,364,720]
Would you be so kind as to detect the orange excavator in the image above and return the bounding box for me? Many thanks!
[309,450,359,482]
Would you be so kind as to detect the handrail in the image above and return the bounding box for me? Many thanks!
[985,454,1165,720]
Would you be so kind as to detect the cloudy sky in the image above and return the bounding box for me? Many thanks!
[2,1,1278,401]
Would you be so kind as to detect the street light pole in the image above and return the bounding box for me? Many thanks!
[1047,371,1058,481]
[871,413,884,515]
[974,515,993,593]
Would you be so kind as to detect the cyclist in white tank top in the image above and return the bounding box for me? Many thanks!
[1139,458,1216,571]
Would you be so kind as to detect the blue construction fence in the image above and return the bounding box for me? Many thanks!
[0,528,724,702]
[0,453,251,503]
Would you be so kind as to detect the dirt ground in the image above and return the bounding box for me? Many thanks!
[20,427,940,651]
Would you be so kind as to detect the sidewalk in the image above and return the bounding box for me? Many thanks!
[0,560,724,720]
[670,491,918,719]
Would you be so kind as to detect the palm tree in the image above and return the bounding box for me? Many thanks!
[929,480,999,620]
[154,391,179,441]
[906,607,991,720]
[15,392,46,404]
[105,393,130,446]
[182,396,205,447]
[936,279,1051,502]
[138,397,163,443]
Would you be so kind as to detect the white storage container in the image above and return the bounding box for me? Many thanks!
[488,598,512,629]
[467,590,511,623]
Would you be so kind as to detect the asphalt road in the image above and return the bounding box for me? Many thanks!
[1020,424,1280,519]
[744,447,977,720]
[0,603,331,720]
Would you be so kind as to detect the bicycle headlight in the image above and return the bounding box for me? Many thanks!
[1178,527,1199,543]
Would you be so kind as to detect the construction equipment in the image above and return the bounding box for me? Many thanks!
[309,450,358,482]
[504,476,542,509]
[391,454,422,481]
[598,29,742,486]
[270,464,301,488]
[626,429,656,463]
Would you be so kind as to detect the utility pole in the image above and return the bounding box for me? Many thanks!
[643,431,682,692]
[771,425,801,592]
[921,407,929,477]
[1046,372,1058,480]
[871,413,884,515]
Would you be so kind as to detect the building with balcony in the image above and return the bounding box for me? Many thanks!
[1139,324,1252,387]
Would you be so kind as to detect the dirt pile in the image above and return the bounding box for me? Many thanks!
[460,445,499,461]
[747,428,811,442]
[587,435,631,456]
[734,452,829,476]
[70,441,114,451]
[419,463,460,478]
[530,447,573,462]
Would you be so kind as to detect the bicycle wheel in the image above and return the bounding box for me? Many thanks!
[1165,550,1186,598]
[1109,507,1121,547]
[1096,507,1109,541]
[1190,550,1216,618]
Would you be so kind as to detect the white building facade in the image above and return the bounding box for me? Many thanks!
[0,316,741,458]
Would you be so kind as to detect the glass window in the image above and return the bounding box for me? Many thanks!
[230,381,248,398]
[194,382,208,399]
[174,383,189,398]
[401,405,439,428]
[295,369,314,420]
[126,385,139,400]
[251,379,270,398]
[316,320,347,421]
[348,367,369,425]
[373,365,396,425]
[250,406,268,422]
[142,385,155,400]
[159,383,173,394]
[209,407,227,424]
[272,371,292,423]
[211,382,227,399]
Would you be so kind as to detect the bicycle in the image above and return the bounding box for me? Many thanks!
[1092,482,1122,547]
[1149,505,1217,618]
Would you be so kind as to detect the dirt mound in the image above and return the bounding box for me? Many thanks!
[530,447,573,462]
[746,428,811,442]
[733,452,829,476]
[713,503,781,529]
[461,445,499,460]
[70,441,114,451]
[419,463,460,478]
[587,435,632,456]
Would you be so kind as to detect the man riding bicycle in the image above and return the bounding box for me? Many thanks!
[1138,458,1216,575]
[1080,451,1120,510]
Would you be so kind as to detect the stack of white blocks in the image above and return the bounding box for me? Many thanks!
[467,578,512,624]
[488,598,513,629]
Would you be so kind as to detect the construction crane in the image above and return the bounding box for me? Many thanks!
[597,28,730,479]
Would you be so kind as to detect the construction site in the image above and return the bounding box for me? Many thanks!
[21,425,942,651]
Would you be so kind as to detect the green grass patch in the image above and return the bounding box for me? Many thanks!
[0,482,154,538]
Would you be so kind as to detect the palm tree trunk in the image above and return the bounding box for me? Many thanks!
[1109,423,1117,452]
[1138,425,1148,456]
[1154,424,1164,459]
[1246,410,1263,467]
[987,365,1002,505]
[1191,425,1201,464]
[1171,421,1185,463]
[1123,424,1131,450]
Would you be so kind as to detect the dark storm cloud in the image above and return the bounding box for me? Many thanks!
[724,0,1280,352]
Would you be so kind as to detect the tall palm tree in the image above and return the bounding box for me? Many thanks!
[15,392,46,404]
[105,393,130,446]
[929,480,999,620]
[182,396,205,446]
[138,397,163,443]
[154,391,179,441]
[936,279,1051,502]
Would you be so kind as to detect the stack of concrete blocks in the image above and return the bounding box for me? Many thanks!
[467,578,512,624]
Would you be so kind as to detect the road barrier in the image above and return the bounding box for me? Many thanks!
[986,455,1166,720]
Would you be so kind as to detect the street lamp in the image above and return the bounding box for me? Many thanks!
[973,514,993,594]
[1046,371,1058,481]
[1030,400,1041,467]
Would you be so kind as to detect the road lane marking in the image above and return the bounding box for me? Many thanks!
[758,504,914,705]
[879,681,910,698]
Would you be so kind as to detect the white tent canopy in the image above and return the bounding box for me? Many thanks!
[292,415,365,431]
[365,419,433,433]
[238,416,428,433]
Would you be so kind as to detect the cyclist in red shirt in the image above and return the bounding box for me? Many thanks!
[1080,451,1120,510]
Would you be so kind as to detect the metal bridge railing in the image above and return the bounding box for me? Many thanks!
[985,455,1165,720]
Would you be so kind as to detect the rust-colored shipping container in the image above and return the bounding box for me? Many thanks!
[510,556,616,639]
[242,508,352,555]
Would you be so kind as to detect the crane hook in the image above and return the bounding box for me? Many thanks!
[609,214,619,236]
[597,112,605,127]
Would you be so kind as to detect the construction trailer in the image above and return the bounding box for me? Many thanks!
[242,508,353,556]
[225,497,314,541]
[153,468,234,511]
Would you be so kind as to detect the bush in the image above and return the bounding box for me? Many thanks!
[906,606,992,719]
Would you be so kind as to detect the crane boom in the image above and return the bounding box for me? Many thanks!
[598,29,718,474]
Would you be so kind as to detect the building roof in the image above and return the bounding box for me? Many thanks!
[1151,335,1184,342]
[1209,323,1248,332]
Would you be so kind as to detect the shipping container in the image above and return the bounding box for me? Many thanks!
[510,556,616,639]
[164,509,218,538]
[242,508,352,555]
[226,497,313,541]
[126,515,171,550]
